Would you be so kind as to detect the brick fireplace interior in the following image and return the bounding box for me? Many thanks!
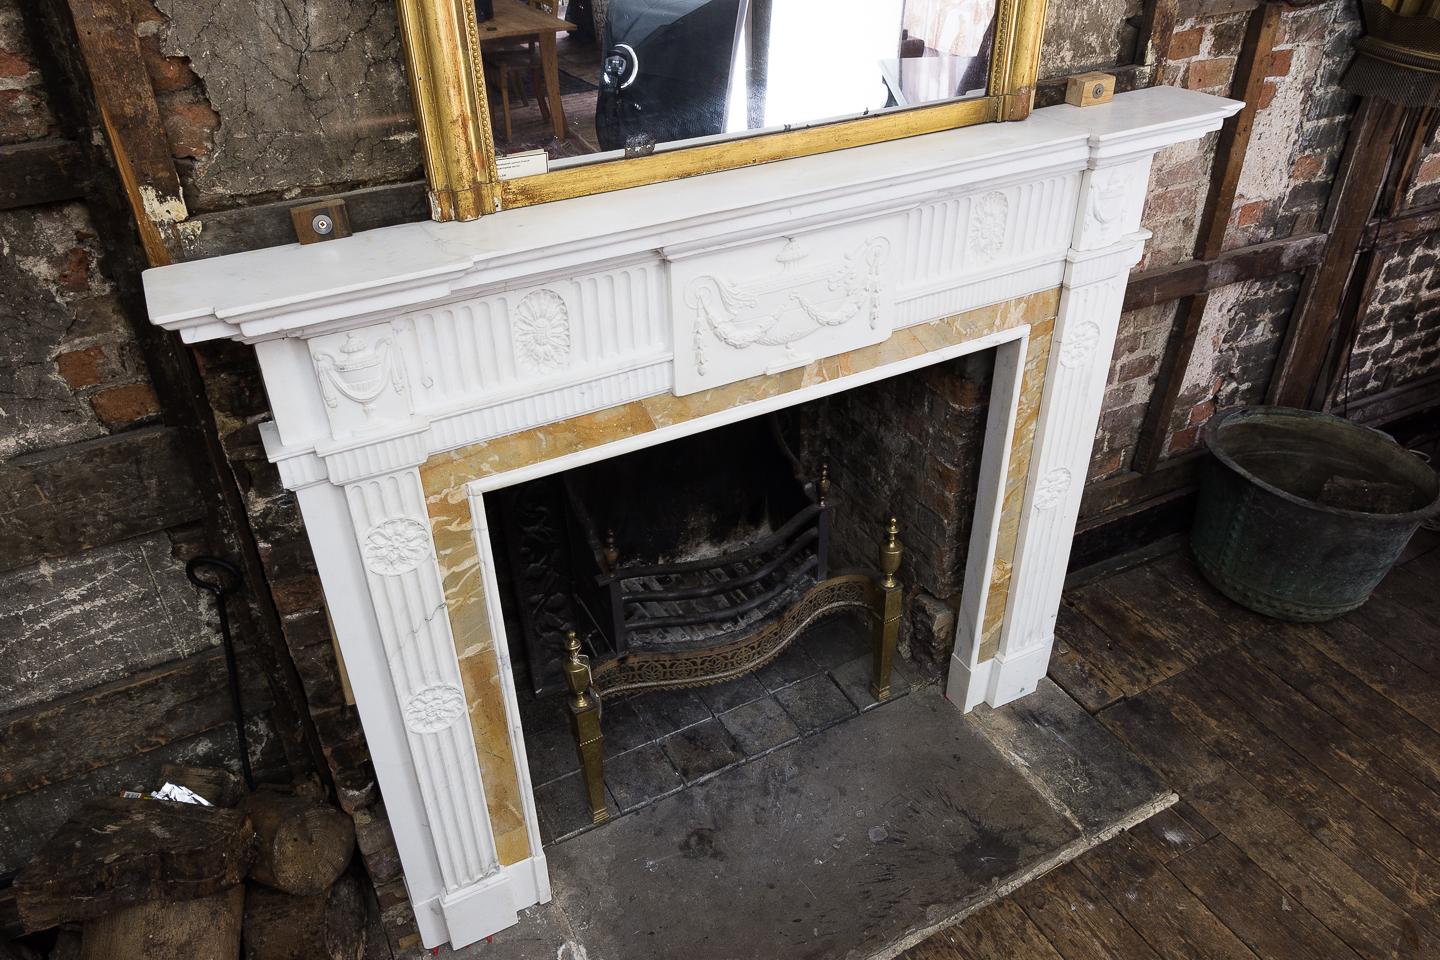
[488,350,996,842]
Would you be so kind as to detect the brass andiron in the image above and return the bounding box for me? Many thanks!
[871,516,903,701]
[562,631,609,824]
[558,511,906,821]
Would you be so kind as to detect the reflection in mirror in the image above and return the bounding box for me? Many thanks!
[474,0,996,170]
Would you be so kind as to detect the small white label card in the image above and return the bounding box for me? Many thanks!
[495,149,550,181]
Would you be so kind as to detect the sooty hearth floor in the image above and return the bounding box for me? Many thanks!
[519,615,920,845]
[447,632,1172,959]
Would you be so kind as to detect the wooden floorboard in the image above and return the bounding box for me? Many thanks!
[908,544,1440,960]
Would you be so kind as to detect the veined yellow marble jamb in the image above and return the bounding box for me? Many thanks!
[418,288,1060,864]
[419,463,533,866]
[977,312,1055,662]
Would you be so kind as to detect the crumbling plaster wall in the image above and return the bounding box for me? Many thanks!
[143,0,422,211]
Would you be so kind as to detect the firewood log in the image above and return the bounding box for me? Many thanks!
[14,798,255,931]
[241,875,366,960]
[240,790,355,896]
[79,887,243,960]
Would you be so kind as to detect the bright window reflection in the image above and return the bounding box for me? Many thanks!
[477,0,996,166]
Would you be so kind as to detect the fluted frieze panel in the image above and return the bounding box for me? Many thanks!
[343,470,501,892]
[401,262,667,414]
[899,173,1081,292]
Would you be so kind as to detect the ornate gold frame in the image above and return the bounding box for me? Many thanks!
[396,0,1048,219]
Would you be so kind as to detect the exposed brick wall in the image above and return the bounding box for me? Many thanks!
[190,338,422,956]
[1,202,159,459]
[1038,0,1144,80]
[0,0,56,145]
[1403,125,1440,210]
[1338,236,1440,404]
[1087,301,1183,481]
[1092,1,1365,470]
[0,0,287,874]
[804,354,994,667]
[1165,273,1302,454]
[1223,4,1360,248]
[142,0,422,212]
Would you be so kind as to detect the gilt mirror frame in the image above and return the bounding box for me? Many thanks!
[395,0,1049,221]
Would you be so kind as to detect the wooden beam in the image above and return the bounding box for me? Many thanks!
[1369,203,1440,248]
[1035,64,1149,109]
[1334,370,1440,425]
[1116,206,1439,317]
[1123,232,1327,311]
[63,0,185,265]
[1137,0,1181,81]
[180,181,430,261]
[1133,2,1282,473]
[0,647,273,801]
[1268,97,1405,408]
[1079,453,1204,522]
[0,139,85,210]
[0,426,205,573]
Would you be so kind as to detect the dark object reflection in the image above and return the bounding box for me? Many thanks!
[597,0,743,151]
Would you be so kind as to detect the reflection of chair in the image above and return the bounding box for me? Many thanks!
[481,1,555,142]
[485,47,550,142]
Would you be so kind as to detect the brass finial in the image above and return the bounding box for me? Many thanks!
[603,529,619,575]
[880,516,902,588]
[561,630,591,709]
[817,462,830,506]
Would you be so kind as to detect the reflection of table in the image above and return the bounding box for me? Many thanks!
[878,55,983,107]
[479,1,577,140]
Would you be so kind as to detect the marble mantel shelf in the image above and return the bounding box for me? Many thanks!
[148,86,1230,345]
[143,85,1239,951]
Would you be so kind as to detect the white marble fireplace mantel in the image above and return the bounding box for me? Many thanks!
[144,86,1239,950]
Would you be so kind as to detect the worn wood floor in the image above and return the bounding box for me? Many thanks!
[906,528,1440,960]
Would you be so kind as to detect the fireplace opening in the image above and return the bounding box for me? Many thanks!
[486,349,995,842]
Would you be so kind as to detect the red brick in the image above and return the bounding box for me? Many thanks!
[1090,449,1126,481]
[1291,153,1322,181]
[1236,200,1267,227]
[56,245,93,292]
[91,382,160,427]
[1257,80,1278,110]
[1188,398,1217,427]
[0,50,33,78]
[1415,155,1440,188]
[145,50,198,94]
[1264,48,1294,78]
[1144,184,1200,221]
[1168,425,1201,454]
[1115,355,1156,383]
[57,346,105,388]
[1168,27,1205,61]
[1185,57,1235,91]
[160,97,219,159]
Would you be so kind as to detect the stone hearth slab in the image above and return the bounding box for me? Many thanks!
[449,679,1170,959]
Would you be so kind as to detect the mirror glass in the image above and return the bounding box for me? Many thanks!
[474,0,997,170]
